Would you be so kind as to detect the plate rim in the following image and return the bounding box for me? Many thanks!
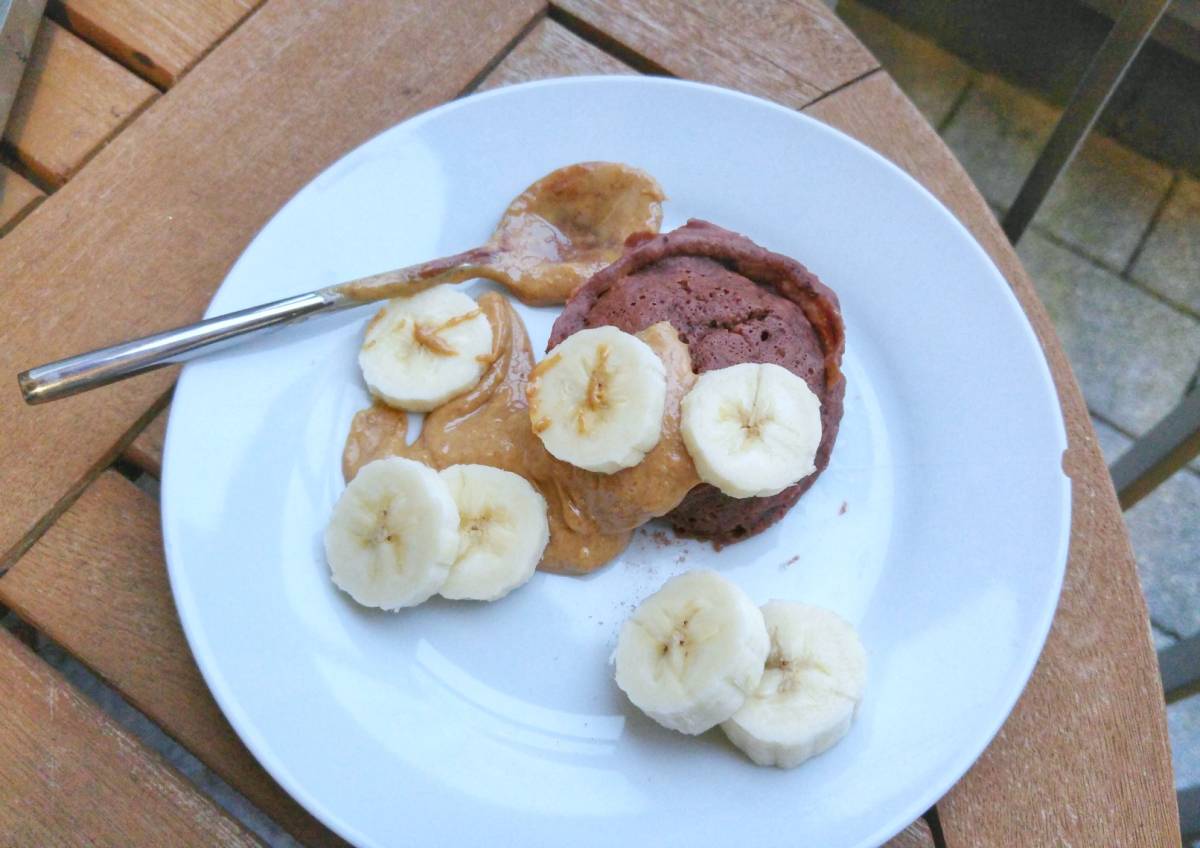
[161,74,1072,848]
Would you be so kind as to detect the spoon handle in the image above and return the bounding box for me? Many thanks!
[16,249,492,405]
[17,288,355,404]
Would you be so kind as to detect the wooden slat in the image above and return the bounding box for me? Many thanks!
[551,0,876,108]
[0,471,348,847]
[50,0,259,88]
[0,628,258,846]
[480,17,632,91]
[806,71,1179,846]
[124,404,169,477]
[0,164,44,235]
[0,0,543,571]
[2,19,157,188]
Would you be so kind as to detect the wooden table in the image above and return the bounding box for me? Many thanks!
[0,2,1179,845]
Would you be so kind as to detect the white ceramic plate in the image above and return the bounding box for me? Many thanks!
[162,77,1070,848]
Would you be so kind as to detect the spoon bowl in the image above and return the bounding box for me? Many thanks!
[342,161,664,306]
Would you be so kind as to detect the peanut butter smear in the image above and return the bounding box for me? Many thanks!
[343,292,699,574]
[337,163,665,308]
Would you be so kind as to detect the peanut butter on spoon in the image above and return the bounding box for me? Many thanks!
[339,162,665,307]
[343,293,699,574]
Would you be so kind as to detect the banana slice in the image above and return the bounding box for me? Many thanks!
[681,362,822,498]
[527,326,667,474]
[614,570,769,735]
[721,601,867,768]
[438,464,550,601]
[358,285,493,412]
[324,457,460,610]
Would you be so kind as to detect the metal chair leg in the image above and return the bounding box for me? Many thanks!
[1110,384,1200,511]
[1001,0,1171,243]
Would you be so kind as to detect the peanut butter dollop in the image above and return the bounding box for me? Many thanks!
[343,292,698,574]
[338,162,664,308]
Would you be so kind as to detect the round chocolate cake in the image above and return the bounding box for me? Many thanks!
[548,220,845,544]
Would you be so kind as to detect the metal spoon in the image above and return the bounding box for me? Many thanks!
[18,162,664,405]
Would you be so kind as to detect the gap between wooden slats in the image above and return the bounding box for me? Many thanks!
[1,18,157,190]
[549,0,877,109]
[0,164,44,234]
[123,398,170,478]
[0,627,258,846]
[48,0,263,89]
[0,471,349,847]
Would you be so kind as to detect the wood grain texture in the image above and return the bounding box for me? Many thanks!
[0,627,258,846]
[0,165,43,235]
[882,818,935,848]
[2,19,157,188]
[480,17,632,91]
[807,71,1179,846]
[552,0,876,107]
[0,471,348,847]
[0,0,544,571]
[124,404,169,477]
[49,0,259,88]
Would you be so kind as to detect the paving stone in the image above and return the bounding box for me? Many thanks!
[1090,416,1200,640]
[1090,385,1200,480]
[1018,231,1200,435]
[942,74,1057,209]
[1169,695,1200,789]
[1034,135,1173,272]
[837,1,974,127]
[943,71,1171,271]
[1125,466,1200,640]
[1132,174,1200,316]
[1154,623,1178,652]
[1090,413,1130,465]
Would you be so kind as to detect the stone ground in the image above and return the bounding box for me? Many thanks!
[839,0,1200,815]
[4,7,1198,843]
